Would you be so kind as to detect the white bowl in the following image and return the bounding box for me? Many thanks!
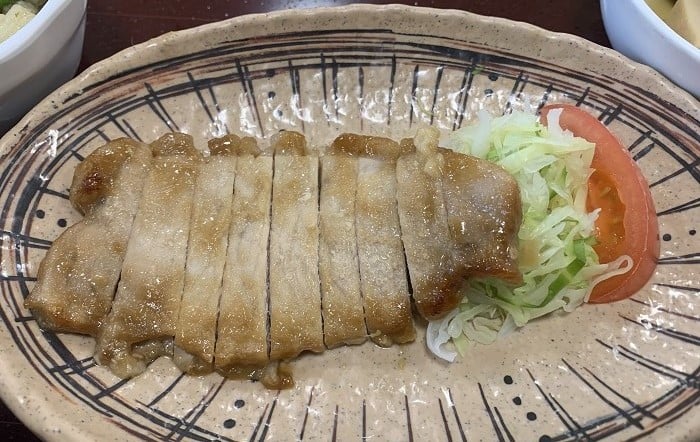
[601,0,700,97]
[0,0,87,132]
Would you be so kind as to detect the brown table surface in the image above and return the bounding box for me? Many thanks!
[0,0,610,439]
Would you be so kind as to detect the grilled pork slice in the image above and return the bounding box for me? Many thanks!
[396,128,460,320]
[397,128,522,320]
[440,148,521,283]
[25,138,152,336]
[268,131,324,360]
[332,134,416,346]
[319,153,366,348]
[30,129,523,386]
[215,141,274,375]
[96,133,201,378]
[174,138,239,374]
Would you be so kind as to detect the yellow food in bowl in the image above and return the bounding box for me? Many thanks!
[0,0,45,42]
[646,0,700,47]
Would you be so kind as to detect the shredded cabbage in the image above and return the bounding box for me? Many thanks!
[428,109,628,362]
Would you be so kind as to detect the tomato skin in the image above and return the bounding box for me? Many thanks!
[540,104,660,303]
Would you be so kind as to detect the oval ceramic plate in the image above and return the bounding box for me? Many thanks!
[0,5,698,441]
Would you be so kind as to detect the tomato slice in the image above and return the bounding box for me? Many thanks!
[540,104,659,303]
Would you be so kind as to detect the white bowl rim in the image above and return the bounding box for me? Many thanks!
[621,0,700,61]
[0,0,80,63]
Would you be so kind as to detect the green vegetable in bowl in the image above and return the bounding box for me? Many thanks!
[0,0,47,43]
[1,0,44,10]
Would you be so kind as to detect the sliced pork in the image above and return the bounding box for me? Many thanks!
[174,137,238,374]
[332,134,416,346]
[440,148,521,283]
[215,140,273,375]
[268,131,324,360]
[96,133,201,378]
[396,128,461,320]
[27,129,522,386]
[319,153,366,348]
[25,138,151,336]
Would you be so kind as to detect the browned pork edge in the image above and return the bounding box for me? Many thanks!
[25,138,152,336]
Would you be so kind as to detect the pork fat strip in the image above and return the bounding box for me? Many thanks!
[396,128,461,320]
[332,134,415,346]
[174,137,239,374]
[25,139,152,335]
[319,153,366,348]
[96,133,201,378]
[268,131,324,360]
[215,139,274,375]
